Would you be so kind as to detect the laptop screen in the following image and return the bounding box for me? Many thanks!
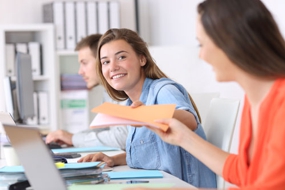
[2,124,67,190]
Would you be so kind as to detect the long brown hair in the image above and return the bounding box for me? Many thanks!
[198,0,285,77]
[96,28,201,122]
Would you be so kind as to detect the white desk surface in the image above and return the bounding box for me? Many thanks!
[0,150,196,189]
[69,150,196,188]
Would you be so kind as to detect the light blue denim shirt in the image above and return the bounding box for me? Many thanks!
[125,78,217,188]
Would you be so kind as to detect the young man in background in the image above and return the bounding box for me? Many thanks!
[45,34,128,150]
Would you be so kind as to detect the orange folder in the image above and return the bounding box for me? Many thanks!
[90,102,176,132]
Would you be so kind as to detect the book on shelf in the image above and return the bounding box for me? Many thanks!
[60,74,87,90]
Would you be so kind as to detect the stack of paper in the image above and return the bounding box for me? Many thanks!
[90,102,176,132]
[0,162,104,185]
[0,162,101,174]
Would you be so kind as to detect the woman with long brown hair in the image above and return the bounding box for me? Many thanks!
[128,0,285,189]
[78,28,216,188]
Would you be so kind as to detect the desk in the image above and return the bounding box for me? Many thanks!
[68,151,196,188]
[0,150,196,189]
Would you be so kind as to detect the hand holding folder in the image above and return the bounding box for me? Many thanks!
[90,102,176,132]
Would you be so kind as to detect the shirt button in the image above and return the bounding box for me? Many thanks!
[140,140,144,144]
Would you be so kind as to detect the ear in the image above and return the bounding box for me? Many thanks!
[139,55,146,66]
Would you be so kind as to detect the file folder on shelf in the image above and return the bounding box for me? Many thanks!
[75,2,87,43]
[38,91,49,125]
[28,42,41,76]
[86,1,98,35]
[109,1,120,29]
[43,2,65,49]
[15,43,28,54]
[65,2,76,50]
[5,44,15,76]
[26,92,38,125]
[98,1,109,34]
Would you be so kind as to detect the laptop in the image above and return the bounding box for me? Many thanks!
[0,111,16,130]
[0,111,17,156]
[1,123,67,190]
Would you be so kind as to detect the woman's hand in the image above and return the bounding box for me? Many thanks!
[77,152,115,167]
[149,118,193,147]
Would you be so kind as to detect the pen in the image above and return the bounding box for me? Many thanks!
[126,180,149,184]
[97,162,106,168]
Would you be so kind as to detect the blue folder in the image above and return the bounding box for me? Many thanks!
[0,162,100,173]
[52,146,120,154]
[104,170,163,179]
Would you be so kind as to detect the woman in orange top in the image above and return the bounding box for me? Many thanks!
[127,0,285,189]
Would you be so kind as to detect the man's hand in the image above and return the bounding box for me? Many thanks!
[77,152,116,167]
[45,130,73,146]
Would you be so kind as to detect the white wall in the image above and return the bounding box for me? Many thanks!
[141,0,285,46]
[0,0,136,30]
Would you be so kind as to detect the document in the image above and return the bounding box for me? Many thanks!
[90,102,176,132]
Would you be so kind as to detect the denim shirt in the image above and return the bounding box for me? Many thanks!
[125,78,217,188]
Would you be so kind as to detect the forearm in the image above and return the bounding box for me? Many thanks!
[180,130,229,176]
[97,126,128,150]
[112,152,127,166]
[72,129,101,147]
[72,127,128,149]
[173,109,197,131]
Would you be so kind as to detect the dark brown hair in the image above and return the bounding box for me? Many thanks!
[198,0,285,77]
[75,34,102,57]
[96,28,201,122]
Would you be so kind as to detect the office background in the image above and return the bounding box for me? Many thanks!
[0,0,284,164]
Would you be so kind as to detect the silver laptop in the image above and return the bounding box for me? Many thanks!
[2,123,67,190]
[0,112,15,159]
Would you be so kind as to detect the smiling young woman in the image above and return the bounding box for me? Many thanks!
[77,28,217,188]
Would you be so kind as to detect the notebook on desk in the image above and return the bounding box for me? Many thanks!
[1,123,108,189]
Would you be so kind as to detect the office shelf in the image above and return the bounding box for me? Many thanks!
[0,24,59,131]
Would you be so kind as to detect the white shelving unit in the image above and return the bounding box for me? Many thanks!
[55,51,104,133]
[0,24,59,131]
